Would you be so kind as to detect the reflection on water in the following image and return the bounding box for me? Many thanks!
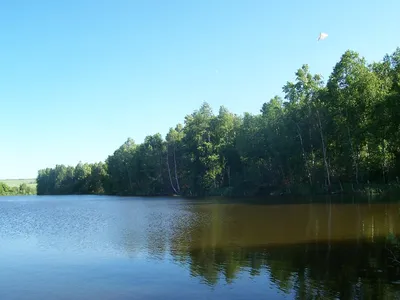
[1,196,400,299]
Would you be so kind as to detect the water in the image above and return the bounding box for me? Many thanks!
[1,195,400,299]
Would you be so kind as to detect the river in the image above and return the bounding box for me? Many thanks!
[0,195,400,299]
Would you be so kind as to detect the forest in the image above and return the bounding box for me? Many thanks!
[36,47,400,197]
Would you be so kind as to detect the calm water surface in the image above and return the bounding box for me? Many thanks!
[1,195,400,299]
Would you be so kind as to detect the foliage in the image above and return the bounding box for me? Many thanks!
[0,181,36,196]
[36,47,400,197]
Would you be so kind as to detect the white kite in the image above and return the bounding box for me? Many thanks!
[318,32,328,41]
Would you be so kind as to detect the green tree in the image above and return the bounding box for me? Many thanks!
[36,46,400,198]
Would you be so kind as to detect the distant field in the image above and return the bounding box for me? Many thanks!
[0,178,37,188]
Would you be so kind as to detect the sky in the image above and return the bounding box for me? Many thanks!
[1,0,399,179]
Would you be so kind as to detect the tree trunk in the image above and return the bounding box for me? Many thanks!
[173,145,181,192]
[308,103,316,171]
[382,136,387,183]
[295,122,312,186]
[125,162,134,194]
[159,150,164,189]
[348,125,359,185]
[227,165,231,187]
[316,110,331,187]
[166,147,178,194]
[345,108,359,185]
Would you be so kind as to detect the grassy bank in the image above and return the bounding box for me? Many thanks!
[0,179,37,196]
[0,179,37,188]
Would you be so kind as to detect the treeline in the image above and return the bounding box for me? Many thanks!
[0,182,36,196]
[37,47,400,197]
[37,163,108,195]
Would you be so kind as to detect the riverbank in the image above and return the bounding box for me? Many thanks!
[38,182,400,204]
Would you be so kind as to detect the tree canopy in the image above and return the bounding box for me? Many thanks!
[36,47,400,197]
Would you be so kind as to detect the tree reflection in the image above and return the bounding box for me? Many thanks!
[166,202,400,298]
[169,241,400,298]
[113,201,400,298]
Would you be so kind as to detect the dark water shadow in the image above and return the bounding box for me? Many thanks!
[168,239,400,299]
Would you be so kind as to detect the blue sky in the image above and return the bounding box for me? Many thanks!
[1,0,399,179]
